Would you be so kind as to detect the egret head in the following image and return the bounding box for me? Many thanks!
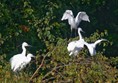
[22,42,31,47]
[27,53,35,58]
[78,27,84,33]
[65,10,73,15]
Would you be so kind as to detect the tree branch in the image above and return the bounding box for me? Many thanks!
[29,47,57,82]
[42,63,72,80]
[29,55,46,82]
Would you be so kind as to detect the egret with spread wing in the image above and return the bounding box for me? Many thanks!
[61,10,90,36]
[84,39,108,56]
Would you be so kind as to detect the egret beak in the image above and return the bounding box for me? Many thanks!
[32,55,35,58]
[28,45,32,47]
[26,45,32,49]
[81,29,85,33]
[102,39,109,42]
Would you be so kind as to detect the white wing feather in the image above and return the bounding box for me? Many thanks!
[61,10,73,20]
[61,10,75,25]
[75,12,90,26]
[67,41,77,52]
[94,39,107,46]
[10,54,26,72]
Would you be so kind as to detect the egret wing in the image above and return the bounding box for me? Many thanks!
[10,54,20,70]
[75,12,90,26]
[94,39,107,46]
[61,10,74,21]
[67,40,77,52]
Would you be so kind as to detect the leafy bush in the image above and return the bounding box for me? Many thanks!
[0,0,118,82]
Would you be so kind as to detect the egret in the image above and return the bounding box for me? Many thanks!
[67,27,85,56]
[61,10,90,36]
[11,53,35,72]
[10,42,31,72]
[84,39,108,56]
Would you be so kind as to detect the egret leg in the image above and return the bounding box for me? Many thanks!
[13,71,20,80]
[70,28,73,38]
[74,29,77,37]
[70,27,73,37]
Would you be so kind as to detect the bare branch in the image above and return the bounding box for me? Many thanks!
[42,63,72,80]
[29,55,46,82]
[42,77,55,83]
[29,47,57,82]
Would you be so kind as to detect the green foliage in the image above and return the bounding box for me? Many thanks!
[110,57,118,68]
[0,0,118,82]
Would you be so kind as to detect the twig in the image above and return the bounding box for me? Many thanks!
[55,70,65,79]
[29,55,46,82]
[42,77,55,83]
[29,47,57,82]
[42,63,72,80]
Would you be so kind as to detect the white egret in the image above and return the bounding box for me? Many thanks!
[67,27,85,56]
[61,10,90,35]
[84,39,108,56]
[10,42,31,72]
[12,53,35,72]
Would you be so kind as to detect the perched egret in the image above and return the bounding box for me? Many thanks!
[22,53,35,67]
[61,10,90,36]
[10,42,31,72]
[11,53,35,72]
[84,39,108,56]
[67,27,85,56]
